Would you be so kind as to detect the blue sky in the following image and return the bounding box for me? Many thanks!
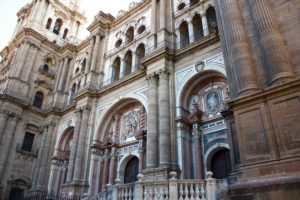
[0,0,136,50]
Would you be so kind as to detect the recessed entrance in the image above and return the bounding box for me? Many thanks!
[124,157,139,184]
[210,149,231,179]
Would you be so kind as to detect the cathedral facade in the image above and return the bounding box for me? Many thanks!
[0,0,299,199]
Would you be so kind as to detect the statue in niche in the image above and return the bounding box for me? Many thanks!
[125,112,138,136]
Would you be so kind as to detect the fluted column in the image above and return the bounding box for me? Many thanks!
[73,106,91,181]
[248,0,294,85]
[217,0,259,96]
[37,0,46,24]
[54,60,64,92]
[151,0,157,34]
[32,125,48,188]
[101,150,110,191]
[30,0,40,21]
[160,0,166,30]
[193,124,204,179]
[187,18,195,43]
[108,148,117,186]
[201,14,209,36]
[131,52,137,73]
[58,57,69,92]
[15,41,31,79]
[158,70,171,166]
[37,122,56,187]
[0,109,9,143]
[86,38,95,73]
[90,34,101,72]
[66,110,82,182]
[0,113,19,181]
[146,74,158,168]
[23,44,39,82]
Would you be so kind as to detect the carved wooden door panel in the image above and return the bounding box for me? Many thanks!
[211,149,231,179]
[124,157,139,184]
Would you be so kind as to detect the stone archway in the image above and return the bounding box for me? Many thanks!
[124,157,139,184]
[208,148,231,179]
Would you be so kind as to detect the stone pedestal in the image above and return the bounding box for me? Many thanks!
[142,165,179,181]
[222,79,300,199]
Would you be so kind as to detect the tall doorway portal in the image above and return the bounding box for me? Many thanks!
[124,157,139,184]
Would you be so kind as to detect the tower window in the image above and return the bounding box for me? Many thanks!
[43,64,49,72]
[63,28,69,39]
[53,18,63,35]
[137,25,146,35]
[33,91,44,109]
[46,18,52,29]
[21,132,35,152]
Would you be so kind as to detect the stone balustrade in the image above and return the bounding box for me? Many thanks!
[87,172,219,200]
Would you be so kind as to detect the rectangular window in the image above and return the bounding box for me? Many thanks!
[21,132,35,152]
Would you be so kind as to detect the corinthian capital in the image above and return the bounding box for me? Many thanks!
[158,69,170,81]
[146,73,158,86]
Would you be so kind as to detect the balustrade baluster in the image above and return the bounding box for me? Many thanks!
[144,186,148,200]
[190,183,195,200]
[164,186,169,200]
[179,183,184,200]
[129,186,133,200]
[195,183,200,200]
[184,183,189,200]
[200,183,206,200]
[154,185,158,200]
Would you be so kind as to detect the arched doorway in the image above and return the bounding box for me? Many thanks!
[210,149,231,179]
[124,157,139,184]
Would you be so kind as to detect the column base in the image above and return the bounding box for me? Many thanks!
[61,180,89,198]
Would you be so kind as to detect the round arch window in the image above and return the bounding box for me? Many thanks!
[178,3,185,11]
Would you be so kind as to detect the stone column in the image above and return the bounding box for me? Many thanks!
[0,110,8,143]
[32,125,48,188]
[89,149,103,195]
[138,144,144,173]
[193,124,204,179]
[187,18,195,43]
[62,161,68,184]
[101,149,110,191]
[158,70,171,166]
[146,73,159,168]
[108,148,117,186]
[151,0,157,34]
[66,109,82,182]
[29,0,40,21]
[201,14,209,36]
[86,38,95,73]
[23,44,39,82]
[217,0,259,96]
[54,60,64,92]
[90,34,101,73]
[248,0,294,85]
[42,2,52,26]
[73,106,91,181]
[160,0,166,30]
[119,57,125,79]
[176,28,181,49]
[37,122,56,187]
[58,57,69,92]
[0,113,19,181]
[37,0,46,24]
[15,41,30,79]
[131,52,137,73]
